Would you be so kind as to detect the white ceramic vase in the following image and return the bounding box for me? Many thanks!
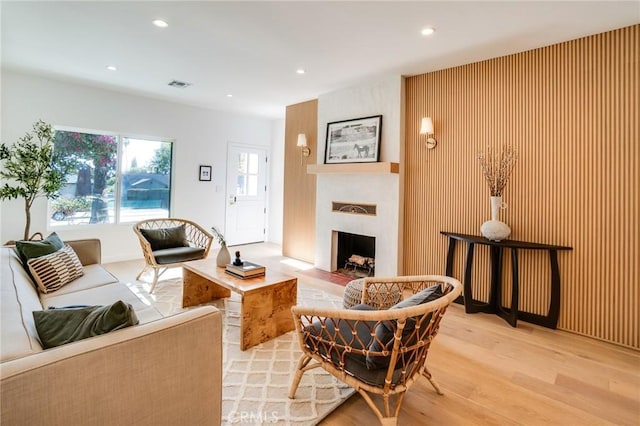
[480,196,511,241]
[216,243,231,267]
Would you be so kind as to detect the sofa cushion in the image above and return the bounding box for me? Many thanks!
[14,232,64,266]
[140,225,189,251]
[153,246,206,265]
[41,282,164,325]
[47,264,119,296]
[33,300,139,349]
[27,245,85,294]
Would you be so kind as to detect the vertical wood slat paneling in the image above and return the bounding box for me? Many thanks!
[283,100,318,263]
[404,25,639,349]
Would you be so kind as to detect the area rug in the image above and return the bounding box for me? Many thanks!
[127,277,354,425]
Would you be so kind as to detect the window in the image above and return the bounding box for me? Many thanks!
[235,152,259,197]
[50,129,172,227]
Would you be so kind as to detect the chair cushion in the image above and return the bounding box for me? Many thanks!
[153,246,206,265]
[304,303,415,387]
[140,225,189,251]
[303,304,375,366]
[27,245,85,294]
[343,357,409,387]
[32,300,139,349]
[366,284,443,369]
[389,285,444,311]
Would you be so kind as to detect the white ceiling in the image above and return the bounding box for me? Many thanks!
[2,1,639,119]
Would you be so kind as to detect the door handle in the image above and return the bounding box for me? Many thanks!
[229,195,237,205]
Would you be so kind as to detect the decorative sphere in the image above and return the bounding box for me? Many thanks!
[480,220,511,241]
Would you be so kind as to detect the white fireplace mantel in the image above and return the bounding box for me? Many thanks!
[307,162,399,174]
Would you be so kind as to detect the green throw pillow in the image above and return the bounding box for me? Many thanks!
[33,300,139,349]
[15,232,64,266]
[139,225,189,251]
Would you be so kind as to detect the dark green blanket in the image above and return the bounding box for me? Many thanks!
[33,300,139,349]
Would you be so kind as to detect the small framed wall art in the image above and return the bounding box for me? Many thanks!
[324,115,382,164]
[199,165,212,181]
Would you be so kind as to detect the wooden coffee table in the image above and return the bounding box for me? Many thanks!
[182,258,297,350]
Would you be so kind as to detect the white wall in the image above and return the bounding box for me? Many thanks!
[1,71,282,262]
[315,75,404,276]
[317,76,403,164]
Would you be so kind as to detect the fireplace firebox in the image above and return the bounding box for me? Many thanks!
[334,231,375,278]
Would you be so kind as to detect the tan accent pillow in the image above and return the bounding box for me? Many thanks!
[27,245,85,293]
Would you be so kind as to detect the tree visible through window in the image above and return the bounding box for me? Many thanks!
[50,129,172,226]
[119,138,172,222]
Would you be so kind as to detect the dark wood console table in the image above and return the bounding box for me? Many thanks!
[441,232,572,329]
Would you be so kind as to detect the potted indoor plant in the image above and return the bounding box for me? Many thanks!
[0,120,73,240]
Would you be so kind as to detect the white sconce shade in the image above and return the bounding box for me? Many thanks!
[420,117,434,135]
[297,133,311,164]
[419,117,437,149]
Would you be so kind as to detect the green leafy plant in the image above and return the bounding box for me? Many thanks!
[149,144,172,175]
[211,226,226,246]
[51,196,92,216]
[53,130,117,197]
[0,120,73,240]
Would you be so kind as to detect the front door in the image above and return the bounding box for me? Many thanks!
[225,144,267,246]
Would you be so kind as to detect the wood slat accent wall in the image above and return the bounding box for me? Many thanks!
[404,25,638,348]
[283,99,318,263]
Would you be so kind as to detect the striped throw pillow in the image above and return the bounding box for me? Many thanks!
[27,245,85,293]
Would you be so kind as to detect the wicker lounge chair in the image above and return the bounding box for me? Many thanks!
[289,275,462,426]
[133,218,213,293]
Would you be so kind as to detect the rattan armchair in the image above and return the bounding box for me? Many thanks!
[289,275,462,426]
[133,218,213,293]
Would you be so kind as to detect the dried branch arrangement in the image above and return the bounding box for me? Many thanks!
[477,145,518,196]
[210,226,226,246]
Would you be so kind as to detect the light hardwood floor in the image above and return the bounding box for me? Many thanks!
[106,243,640,426]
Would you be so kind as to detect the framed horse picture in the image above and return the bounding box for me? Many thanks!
[324,115,382,164]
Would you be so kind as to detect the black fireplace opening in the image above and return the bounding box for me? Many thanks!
[336,232,376,278]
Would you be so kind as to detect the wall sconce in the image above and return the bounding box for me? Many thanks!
[419,117,437,149]
[297,133,310,165]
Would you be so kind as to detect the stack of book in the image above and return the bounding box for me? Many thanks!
[225,261,266,279]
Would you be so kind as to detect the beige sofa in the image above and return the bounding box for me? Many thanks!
[0,239,222,425]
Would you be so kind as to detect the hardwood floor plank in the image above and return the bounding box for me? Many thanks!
[555,374,640,424]
[511,372,636,425]
[610,377,640,401]
[400,389,518,426]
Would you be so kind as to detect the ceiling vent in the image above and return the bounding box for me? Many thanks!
[168,80,192,89]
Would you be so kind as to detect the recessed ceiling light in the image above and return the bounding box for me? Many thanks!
[421,27,435,36]
[106,65,117,71]
[226,94,233,98]
[296,69,305,75]
[152,19,168,28]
